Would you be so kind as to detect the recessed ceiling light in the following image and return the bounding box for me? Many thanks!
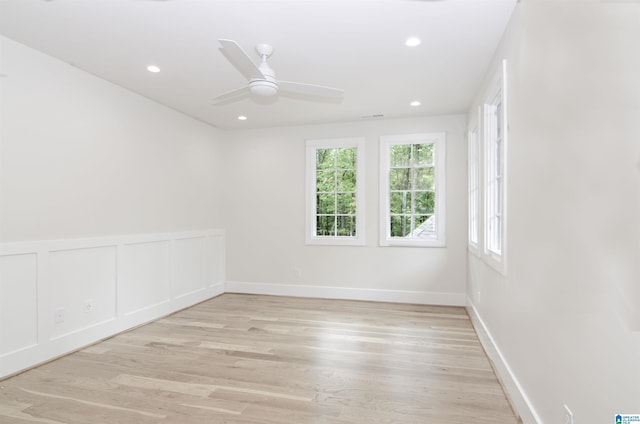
[405,37,421,47]
[410,101,421,107]
[147,65,161,73]
[238,115,247,121]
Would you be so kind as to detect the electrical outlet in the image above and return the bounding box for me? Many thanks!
[83,299,95,313]
[54,308,65,324]
[564,404,574,424]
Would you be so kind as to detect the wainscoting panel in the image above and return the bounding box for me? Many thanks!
[120,240,171,316]
[206,234,225,288]
[48,246,118,340]
[173,237,206,299]
[0,253,38,356]
[0,229,225,379]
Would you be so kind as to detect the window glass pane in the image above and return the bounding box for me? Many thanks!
[336,193,356,214]
[316,216,335,236]
[413,215,435,238]
[390,191,409,214]
[495,139,502,178]
[390,145,411,167]
[496,102,502,139]
[414,167,435,191]
[469,125,478,246]
[336,170,356,192]
[336,215,356,236]
[390,168,411,190]
[413,143,434,166]
[336,147,356,169]
[317,193,335,215]
[496,181,502,214]
[316,170,335,193]
[316,148,335,170]
[390,215,410,237]
[414,191,435,214]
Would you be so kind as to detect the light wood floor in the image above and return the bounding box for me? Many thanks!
[0,294,519,423]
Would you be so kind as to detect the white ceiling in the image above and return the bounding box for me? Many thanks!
[0,0,516,130]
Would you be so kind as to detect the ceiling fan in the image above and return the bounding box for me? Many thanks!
[214,39,344,103]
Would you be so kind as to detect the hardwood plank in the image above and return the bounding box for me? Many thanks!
[0,294,519,423]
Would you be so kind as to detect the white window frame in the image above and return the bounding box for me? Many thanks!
[305,137,366,246]
[468,107,481,255]
[379,133,446,247]
[483,59,508,274]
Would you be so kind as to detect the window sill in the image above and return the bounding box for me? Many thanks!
[482,251,507,275]
[306,236,366,247]
[468,243,481,257]
[379,239,446,248]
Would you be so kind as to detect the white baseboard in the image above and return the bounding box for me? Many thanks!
[226,281,466,306]
[466,297,541,424]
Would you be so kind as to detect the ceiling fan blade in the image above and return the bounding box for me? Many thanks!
[218,39,265,80]
[213,86,250,102]
[278,81,344,98]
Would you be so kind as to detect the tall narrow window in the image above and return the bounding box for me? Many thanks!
[468,116,480,253]
[306,138,365,246]
[483,60,507,273]
[380,133,446,247]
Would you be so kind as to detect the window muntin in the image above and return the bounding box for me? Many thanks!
[380,133,446,247]
[306,138,365,246]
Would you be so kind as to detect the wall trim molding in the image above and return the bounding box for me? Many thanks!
[466,297,541,424]
[226,281,466,306]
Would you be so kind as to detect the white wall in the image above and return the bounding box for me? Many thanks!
[467,2,640,423]
[223,115,468,305]
[0,36,226,378]
[0,36,224,242]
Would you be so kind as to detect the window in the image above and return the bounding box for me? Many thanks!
[380,133,446,247]
[468,112,480,253]
[305,138,365,245]
[483,60,507,273]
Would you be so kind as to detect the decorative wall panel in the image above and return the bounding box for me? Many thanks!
[0,230,225,378]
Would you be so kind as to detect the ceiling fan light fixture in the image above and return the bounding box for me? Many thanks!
[249,80,278,97]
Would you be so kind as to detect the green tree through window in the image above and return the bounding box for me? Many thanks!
[389,143,436,238]
[306,137,365,246]
[315,147,357,237]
